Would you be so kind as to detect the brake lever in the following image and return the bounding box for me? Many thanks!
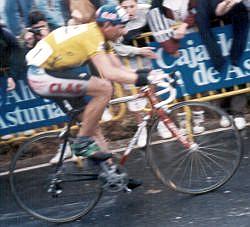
[166,71,178,87]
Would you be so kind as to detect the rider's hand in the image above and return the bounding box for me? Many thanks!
[7,77,16,91]
[135,69,170,87]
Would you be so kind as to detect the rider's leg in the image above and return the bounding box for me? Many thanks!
[73,78,141,189]
[77,76,113,137]
[50,98,110,163]
[27,67,112,160]
[75,112,109,152]
[71,77,113,159]
[93,126,109,151]
[27,66,141,189]
[75,111,109,151]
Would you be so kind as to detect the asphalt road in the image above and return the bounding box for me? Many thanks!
[0,126,250,227]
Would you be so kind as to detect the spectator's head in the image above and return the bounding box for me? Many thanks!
[28,11,50,40]
[95,5,129,41]
[119,0,138,20]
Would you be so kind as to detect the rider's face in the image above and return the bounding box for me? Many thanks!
[103,23,127,41]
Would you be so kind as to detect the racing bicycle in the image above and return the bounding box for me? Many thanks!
[9,71,243,223]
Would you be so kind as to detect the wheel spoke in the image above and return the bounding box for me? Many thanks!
[147,102,242,194]
[168,151,192,184]
[195,149,227,172]
[10,132,102,223]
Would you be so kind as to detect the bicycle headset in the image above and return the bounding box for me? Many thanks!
[95,4,129,25]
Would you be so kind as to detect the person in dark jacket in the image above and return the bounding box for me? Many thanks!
[0,25,18,139]
[0,25,20,94]
[195,0,248,71]
[0,24,31,140]
[196,0,249,130]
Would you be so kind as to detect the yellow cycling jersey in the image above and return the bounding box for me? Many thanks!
[26,22,112,70]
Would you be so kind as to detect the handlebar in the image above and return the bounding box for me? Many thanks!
[109,93,141,105]
[147,70,177,107]
[154,86,177,108]
[109,71,177,107]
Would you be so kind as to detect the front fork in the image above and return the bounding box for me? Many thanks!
[144,87,195,150]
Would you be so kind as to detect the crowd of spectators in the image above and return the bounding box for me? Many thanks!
[0,0,249,143]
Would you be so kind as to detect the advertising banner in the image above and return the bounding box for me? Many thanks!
[151,25,250,98]
[0,79,67,135]
[0,25,249,135]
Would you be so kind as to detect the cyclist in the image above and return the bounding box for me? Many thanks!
[26,5,155,188]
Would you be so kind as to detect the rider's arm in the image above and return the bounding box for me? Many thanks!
[112,41,141,57]
[106,52,135,72]
[90,53,139,84]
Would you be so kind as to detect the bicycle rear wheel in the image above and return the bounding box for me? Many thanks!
[146,101,242,194]
[9,131,102,223]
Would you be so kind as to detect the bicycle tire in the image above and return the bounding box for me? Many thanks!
[146,101,243,194]
[9,131,103,223]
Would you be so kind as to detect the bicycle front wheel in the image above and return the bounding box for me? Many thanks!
[9,131,102,223]
[146,101,243,194]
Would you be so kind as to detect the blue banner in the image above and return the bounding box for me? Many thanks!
[150,25,250,97]
[0,79,68,135]
[0,25,249,136]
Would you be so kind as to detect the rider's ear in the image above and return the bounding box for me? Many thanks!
[103,21,112,29]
